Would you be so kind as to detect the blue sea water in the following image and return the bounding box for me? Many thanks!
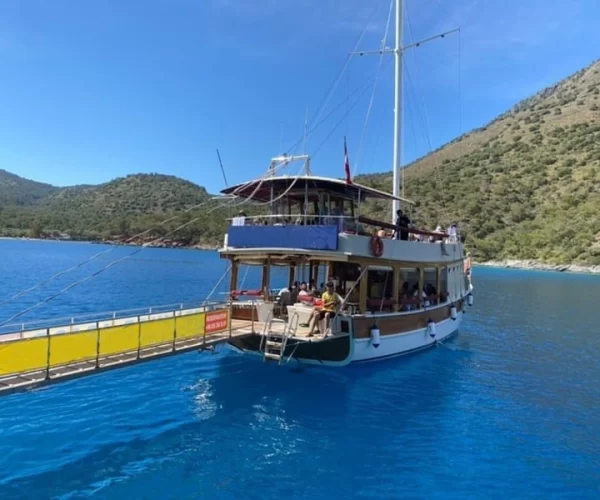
[0,239,599,499]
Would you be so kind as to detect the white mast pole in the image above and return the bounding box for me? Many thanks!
[392,0,403,221]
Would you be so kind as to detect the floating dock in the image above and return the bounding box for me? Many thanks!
[0,303,257,395]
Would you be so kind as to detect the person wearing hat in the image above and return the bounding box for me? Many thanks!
[307,281,343,337]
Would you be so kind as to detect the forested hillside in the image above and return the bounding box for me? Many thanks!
[358,59,600,265]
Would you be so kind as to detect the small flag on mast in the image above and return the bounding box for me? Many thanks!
[344,136,352,184]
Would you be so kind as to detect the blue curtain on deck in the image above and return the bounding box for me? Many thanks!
[228,225,339,251]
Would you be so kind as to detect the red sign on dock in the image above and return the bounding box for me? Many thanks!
[205,310,229,334]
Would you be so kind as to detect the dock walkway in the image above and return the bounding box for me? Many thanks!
[0,305,257,395]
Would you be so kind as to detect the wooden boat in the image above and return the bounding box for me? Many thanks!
[219,161,473,365]
[217,0,473,365]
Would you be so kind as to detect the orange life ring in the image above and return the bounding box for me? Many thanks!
[370,235,384,257]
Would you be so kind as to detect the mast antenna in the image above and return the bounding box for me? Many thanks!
[216,149,228,187]
[303,107,309,155]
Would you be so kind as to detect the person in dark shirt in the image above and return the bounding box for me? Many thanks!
[394,210,411,241]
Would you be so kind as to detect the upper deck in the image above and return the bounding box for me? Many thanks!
[219,167,464,265]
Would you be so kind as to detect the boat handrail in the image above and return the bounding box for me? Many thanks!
[357,215,453,239]
[227,213,354,223]
[0,298,231,337]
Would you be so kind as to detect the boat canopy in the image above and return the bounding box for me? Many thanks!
[220,175,414,204]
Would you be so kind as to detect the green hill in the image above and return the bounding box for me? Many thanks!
[0,169,59,206]
[357,58,600,265]
[0,173,228,245]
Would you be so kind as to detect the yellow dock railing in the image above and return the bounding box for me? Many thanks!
[0,301,235,392]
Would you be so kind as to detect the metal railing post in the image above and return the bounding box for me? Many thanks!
[45,328,51,380]
[95,321,101,369]
[137,316,142,359]
[229,301,233,339]
[202,309,207,348]
[172,311,177,351]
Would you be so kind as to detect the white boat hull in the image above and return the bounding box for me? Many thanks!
[350,311,462,363]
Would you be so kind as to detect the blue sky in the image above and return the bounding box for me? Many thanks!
[0,0,598,193]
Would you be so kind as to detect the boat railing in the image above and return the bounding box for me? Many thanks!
[357,215,458,241]
[228,213,354,227]
[226,213,460,243]
[0,298,229,339]
[0,298,239,392]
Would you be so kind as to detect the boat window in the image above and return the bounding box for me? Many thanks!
[366,267,394,312]
[397,267,420,312]
[331,262,361,301]
[440,267,449,303]
[423,268,440,305]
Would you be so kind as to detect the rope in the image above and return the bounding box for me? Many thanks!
[353,0,395,176]
[379,270,391,312]
[0,197,217,310]
[0,2,392,325]
[202,264,232,306]
[0,204,232,327]
[311,59,392,160]
[342,266,369,304]
[308,0,385,130]
[404,6,448,211]
[458,28,463,152]
[216,61,392,219]
[239,265,251,289]
[206,161,306,216]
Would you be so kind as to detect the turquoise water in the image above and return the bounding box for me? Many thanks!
[0,240,599,499]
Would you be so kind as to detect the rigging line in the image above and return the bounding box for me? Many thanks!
[0,13,390,320]
[205,161,306,215]
[0,294,225,332]
[0,197,218,310]
[282,62,393,163]
[404,61,448,210]
[311,70,386,159]
[222,62,391,198]
[353,0,395,176]
[240,265,251,289]
[202,264,232,306]
[308,0,386,130]
[379,269,391,312]
[216,149,228,187]
[404,6,448,211]
[458,28,463,151]
[0,204,236,327]
[198,50,395,217]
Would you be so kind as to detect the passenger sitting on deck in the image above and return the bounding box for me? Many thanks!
[425,283,438,305]
[298,282,312,299]
[307,282,343,337]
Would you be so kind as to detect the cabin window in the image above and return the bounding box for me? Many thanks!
[440,267,449,303]
[423,268,439,305]
[331,262,361,300]
[366,267,394,312]
[398,268,420,311]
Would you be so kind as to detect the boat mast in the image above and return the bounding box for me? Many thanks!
[392,0,403,221]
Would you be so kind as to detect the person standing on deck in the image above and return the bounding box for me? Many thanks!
[307,282,343,337]
[394,210,410,241]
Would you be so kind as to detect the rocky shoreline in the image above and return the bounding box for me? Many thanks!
[477,259,600,275]
[102,237,219,251]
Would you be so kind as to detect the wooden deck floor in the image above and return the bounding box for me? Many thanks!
[231,318,325,338]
